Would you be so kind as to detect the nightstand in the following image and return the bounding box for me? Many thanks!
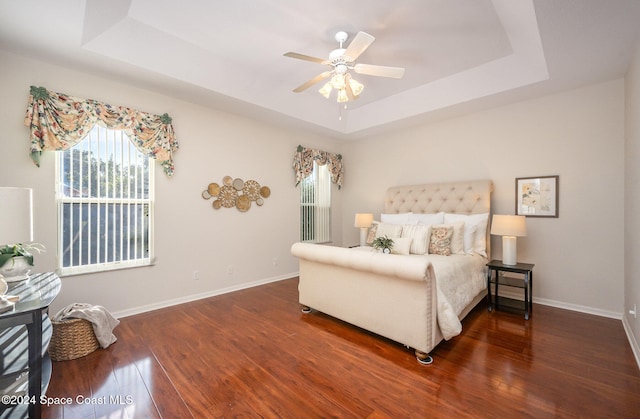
[0,272,61,418]
[486,260,534,320]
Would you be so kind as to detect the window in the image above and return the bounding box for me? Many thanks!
[55,126,154,275]
[300,162,331,243]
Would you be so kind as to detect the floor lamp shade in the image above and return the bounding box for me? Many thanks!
[490,214,526,265]
[0,187,33,245]
[354,213,373,247]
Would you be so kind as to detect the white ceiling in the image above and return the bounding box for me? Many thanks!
[1,0,639,140]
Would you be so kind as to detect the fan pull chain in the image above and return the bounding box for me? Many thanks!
[338,103,347,120]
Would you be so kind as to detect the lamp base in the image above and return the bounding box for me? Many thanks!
[502,236,518,265]
[359,228,368,247]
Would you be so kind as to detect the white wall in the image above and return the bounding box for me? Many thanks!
[0,49,343,317]
[341,79,626,317]
[625,39,640,361]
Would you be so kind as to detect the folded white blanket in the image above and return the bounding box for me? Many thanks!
[53,303,120,348]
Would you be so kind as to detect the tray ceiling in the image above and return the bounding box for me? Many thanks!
[1,0,639,139]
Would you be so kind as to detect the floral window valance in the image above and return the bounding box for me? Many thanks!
[24,86,179,176]
[293,145,343,189]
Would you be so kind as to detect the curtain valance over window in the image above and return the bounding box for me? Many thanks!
[24,86,179,176]
[293,145,343,189]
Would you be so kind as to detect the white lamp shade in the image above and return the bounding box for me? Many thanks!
[490,214,527,237]
[0,187,33,245]
[354,213,374,228]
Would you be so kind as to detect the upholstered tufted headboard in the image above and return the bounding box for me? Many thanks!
[384,180,493,215]
[384,179,494,256]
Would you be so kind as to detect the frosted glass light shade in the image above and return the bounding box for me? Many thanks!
[330,74,346,90]
[318,82,333,99]
[0,187,33,246]
[337,89,348,103]
[348,78,364,96]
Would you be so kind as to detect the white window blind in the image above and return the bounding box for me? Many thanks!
[55,126,154,275]
[300,162,331,243]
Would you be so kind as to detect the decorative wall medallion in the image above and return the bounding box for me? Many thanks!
[208,183,220,196]
[202,176,271,212]
[232,178,244,191]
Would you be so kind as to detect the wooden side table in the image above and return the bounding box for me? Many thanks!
[486,260,534,320]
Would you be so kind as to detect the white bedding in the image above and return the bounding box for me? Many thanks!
[428,253,487,339]
[353,247,487,340]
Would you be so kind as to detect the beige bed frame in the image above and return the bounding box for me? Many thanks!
[292,179,493,364]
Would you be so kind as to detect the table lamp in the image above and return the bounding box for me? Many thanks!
[354,213,374,247]
[490,214,526,265]
[0,187,34,281]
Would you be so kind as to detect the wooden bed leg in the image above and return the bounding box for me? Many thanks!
[415,350,433,365]
[301,305,312,313]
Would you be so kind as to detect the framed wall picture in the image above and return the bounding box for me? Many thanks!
[515,175,559,217]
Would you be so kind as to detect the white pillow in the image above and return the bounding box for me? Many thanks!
[401,224,430,255]
[461,224,477,254]
[408,212,444,226]
[432,221,465,254]
[391,237,413,255]
[375,222,403,239]
[381,212,413,225]
[444,213,489,256]
[444,214,472,250]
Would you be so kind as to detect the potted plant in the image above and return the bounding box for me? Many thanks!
[0,243,46,281]
[372,235,394,254]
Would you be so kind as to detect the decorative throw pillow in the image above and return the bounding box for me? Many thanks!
[366,221,379,245]
[431,222,465,254]
[391,237,413,255]
[401,224,430,255]
[429,225,453,256]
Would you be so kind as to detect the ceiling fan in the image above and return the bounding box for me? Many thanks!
[284,31,405,102]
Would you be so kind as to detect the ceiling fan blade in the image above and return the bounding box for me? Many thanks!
[343,31,375,61]
[353,63,405,79]
[283,52,327,64]
[292,71,332,92]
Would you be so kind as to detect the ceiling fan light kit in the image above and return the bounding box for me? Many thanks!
[319,72,364,103]
[284,30,405,104]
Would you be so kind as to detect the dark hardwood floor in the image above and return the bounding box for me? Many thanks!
[42,277,640,418]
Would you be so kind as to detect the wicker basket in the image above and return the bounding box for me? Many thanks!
[49,318,100,361]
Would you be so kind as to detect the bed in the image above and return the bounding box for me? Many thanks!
[290,179,493,364]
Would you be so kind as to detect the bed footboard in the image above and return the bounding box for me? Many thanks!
[291,243,440,358]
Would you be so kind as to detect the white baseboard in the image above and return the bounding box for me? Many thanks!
[622,315,640,370]
[498,290,621,319]
[112,272,298,319]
